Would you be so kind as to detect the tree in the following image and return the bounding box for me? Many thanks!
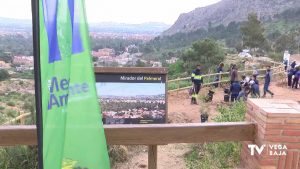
[168,60,184,78]
[240,13,267,50]
[110,61,119,67]
[0,69,9,81]
[275,34,297,53]
[135,59,146,67]
[181,39,225,73]
[0,50,12,63]
[92,56,98,62]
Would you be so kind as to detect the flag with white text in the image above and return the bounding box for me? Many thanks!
[38,0,110,168]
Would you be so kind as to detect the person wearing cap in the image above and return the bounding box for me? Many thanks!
[191,64,203,104]
[262,66,274,98]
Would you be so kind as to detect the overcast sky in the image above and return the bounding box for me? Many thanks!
[0,0,220,24]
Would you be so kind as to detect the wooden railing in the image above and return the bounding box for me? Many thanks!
[0,123,256,169]
[0,60,283,168]
[168,61,285,92]
[2,61,286,126]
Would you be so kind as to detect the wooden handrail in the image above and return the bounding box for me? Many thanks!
[168,65,284,83]
[0,122,256,146]
[168,63,285,92]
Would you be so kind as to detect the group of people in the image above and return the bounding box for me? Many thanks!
[190,63,275,104]
[229,65,274,102]
[287,61,300,89]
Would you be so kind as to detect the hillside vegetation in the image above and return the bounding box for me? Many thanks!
[140,8,300,70]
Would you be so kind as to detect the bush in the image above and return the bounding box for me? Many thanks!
[0,146,38,169]
[214,101,246,122]
[6,102,15,107]
[185,101,246,169]
[268,52,282,62]
[6,109,18,117]
[0,69,9,81]
[168,60,185,78]
[109,145,129,166]
[168,80,191,91]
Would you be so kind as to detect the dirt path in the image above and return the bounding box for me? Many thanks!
[169,83,300,123]
[291,54,300,63]
[114,82,300,169]
[113,144,190,169]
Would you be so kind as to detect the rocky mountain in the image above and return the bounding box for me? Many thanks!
[163,0,300,36]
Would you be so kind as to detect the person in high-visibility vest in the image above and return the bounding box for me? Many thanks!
[191,64,203,104]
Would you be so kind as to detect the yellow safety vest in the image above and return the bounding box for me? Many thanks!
[192,73,203,80]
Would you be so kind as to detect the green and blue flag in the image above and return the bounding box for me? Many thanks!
[38,0,110,168]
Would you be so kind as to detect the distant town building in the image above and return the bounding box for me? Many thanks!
[13,56,33,66]
[15,65,34,72]
[92,48,115,58]
[126,45,139,53]
[0,61,10,69]
[166,57,179,64]
[151,61,162,67]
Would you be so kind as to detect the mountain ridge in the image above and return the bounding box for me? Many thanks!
[163,0,300,36]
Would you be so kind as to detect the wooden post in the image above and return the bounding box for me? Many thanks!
[148,145,157,169]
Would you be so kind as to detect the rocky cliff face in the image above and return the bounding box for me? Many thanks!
[163,0,300,36]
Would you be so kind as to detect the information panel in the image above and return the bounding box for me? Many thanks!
[95,68,167,124]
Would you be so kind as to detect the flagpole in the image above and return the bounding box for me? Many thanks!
[31,0,44,169]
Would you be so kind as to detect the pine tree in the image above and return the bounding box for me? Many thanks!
[240,13,266,50]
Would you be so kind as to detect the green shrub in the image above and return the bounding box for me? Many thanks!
[109,145,129,166]
[185,101,246,169]
[6,102,15,107]
[0,146,38,169]
[0,106,4,111]
[0,69,9,81]
[214,101,246,122]
[6,109,18,117]
[168,60,185,78]
[168,80,191,91]
[268,52,282,62]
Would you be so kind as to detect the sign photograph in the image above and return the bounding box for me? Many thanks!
[95,68,167,124]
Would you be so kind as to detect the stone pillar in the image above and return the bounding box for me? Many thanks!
[240,99,300,169]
